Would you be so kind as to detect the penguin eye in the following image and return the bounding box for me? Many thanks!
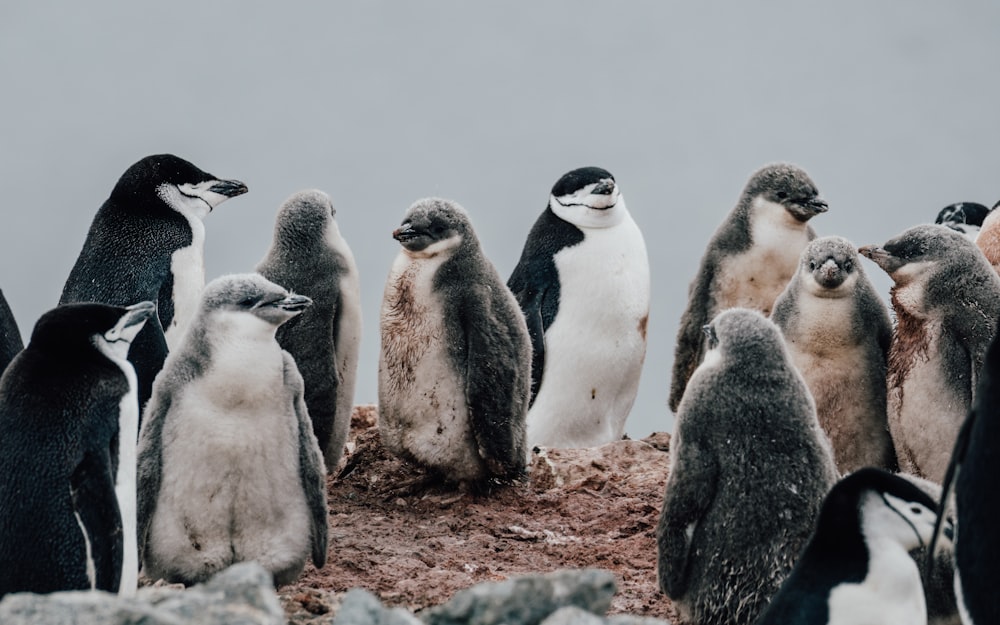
[808,261,817,271]
[776,191,788,200]
[910,506,923,515]
[239,296,257,307]
[431,224,446,236]
[844,260,853,272]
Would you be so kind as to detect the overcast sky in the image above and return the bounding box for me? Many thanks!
[2,2,998,437]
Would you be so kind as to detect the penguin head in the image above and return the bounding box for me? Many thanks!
[819,468,946,552]
[700,308,787,371]
[548,166,626,229]
[112,154,248,221]
[743,163,827,222]
[199,273,312,332]
[800,236,861,294]
[28,301,155,359]
[858,224,977,285]
[392,197,474,258]
[935,202,989,229]
[272,189,343,250]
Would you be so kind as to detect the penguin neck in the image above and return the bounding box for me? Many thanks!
[549,195,628,230]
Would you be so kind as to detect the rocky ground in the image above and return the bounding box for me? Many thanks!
[278,406,678,623]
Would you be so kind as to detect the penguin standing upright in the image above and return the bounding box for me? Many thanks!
[930,312,1000,625]
[379,197,531,485]
[0,288,22,373]
[60,154,248,410]
[137,274,327,586]
[507,167,650,449]
[860,225,1000,483]
[756,468,946,625]
[257,189,362,471]
[935,202,990,241]
[771,236,896,473]
[0,301,154,599]
[657,308,837,625]
[669,163,827,412]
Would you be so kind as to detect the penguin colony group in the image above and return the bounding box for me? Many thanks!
[0,154,995,625]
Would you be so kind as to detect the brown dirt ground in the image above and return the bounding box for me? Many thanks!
[278,405,679,623]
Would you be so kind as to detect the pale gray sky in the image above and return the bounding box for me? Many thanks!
[1,2,998,437]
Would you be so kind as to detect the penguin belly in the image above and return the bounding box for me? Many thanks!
[889,326,966,483]
[331,271,363,459]
[379,255,484,480]
[526,220,649,449]
[785,292,891,472]
[145,376,311,583]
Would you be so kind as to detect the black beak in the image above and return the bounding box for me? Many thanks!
[592,179,616,195]
[123,301,156,327]
[393,223,419,242]
[802,197,828,214]
[209,179,249,198]
[273,294,312,312]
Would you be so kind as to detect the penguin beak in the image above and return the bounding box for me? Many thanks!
[393,223,419,242]
[123,301,157,327]
[858,245,904,275]
[592,179,616,195]
[104,300,156,344]
[802,197,828,215]
[273,294,312,313]
[209,179,249,199]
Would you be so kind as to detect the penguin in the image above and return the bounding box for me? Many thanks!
[859,224,1000,483]
[257,189,362,471]
[669,163,828,412]
[755,468,947,625]
[0,288,22,373]
[771,235,896,473]
[974,200,1000,273]
[934,202,990,241]
[0,301,154,599]
[136,273,327,586]
[379,197,531,485]
[928,312,1000,625]
[59,154,248,411]
[657,308,838,625]
[902,473,961,625]
[507,167,650,449]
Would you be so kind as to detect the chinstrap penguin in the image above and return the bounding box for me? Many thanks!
[0,301,154,598]
[771,235,896,473]
[0,288,22,373]
[60,154,248,411]
[756,468,947,625]
[860,225,1000,483]
[657,308,837,625]
[669,163,827,412]
[929,311,1000,625]
[137,273,327,586]
[934,202,990,242]
[257,189,362,471]
[507,166,650,449]
[379,197,531,485]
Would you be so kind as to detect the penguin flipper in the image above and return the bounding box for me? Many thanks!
[283,352,329,569]
[464,287,528,480]
[136,384,173,565]
[669,261,716,412]
[71,450,123,593]
[656,442,718,600]
[516,288,547,407]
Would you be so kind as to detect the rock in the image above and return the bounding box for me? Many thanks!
[0,562,284,625]
[333,588,422,625]
[419,568,617,625]
[529,439,669,494]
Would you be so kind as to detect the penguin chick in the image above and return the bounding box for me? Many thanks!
[60,154,248,411]
[657,308,837,625]
[928,308,1000,625]
[379,198,531,485]
[859,224,1000,483]
[669,163,827,412]
[137,273,327,586]
[756,468,947,625]
[0,301,153,598]
[935,202,990,242]
[975,200,1000,273]
[0,288,22,373]
[257,189,362,472]
[771,235,896,473]
[507,166,650,449]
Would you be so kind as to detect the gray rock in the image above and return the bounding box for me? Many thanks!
[420,569,617,625]
[333,588,423,625]
[0,562,284,625]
